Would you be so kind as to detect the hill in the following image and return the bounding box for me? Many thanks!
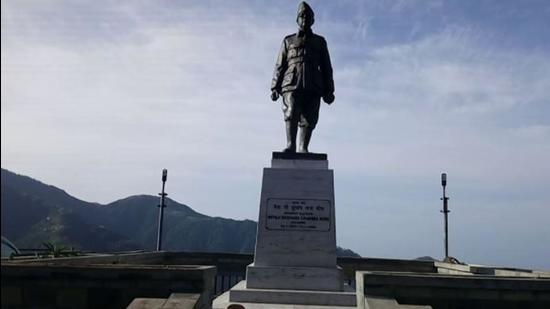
[0,168,359,257]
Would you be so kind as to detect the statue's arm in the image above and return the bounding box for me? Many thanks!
[271,39,288,94]
[321,38,335,101]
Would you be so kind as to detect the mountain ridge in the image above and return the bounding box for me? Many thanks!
[0,168,360,257]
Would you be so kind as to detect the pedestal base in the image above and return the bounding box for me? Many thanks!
[246,264,344,291]
[213,281,357,308]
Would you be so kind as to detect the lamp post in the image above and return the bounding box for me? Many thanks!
[156,169,168,251]
[440,173,450,259]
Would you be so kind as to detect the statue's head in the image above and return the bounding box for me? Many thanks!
[296,1,314,31]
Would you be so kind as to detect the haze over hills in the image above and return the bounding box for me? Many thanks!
[0,168,359,257]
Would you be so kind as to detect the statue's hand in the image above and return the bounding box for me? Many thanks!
[323,93,335,104]
[271,90,280,102]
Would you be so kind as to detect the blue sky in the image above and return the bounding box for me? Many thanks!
[2,0,550,269]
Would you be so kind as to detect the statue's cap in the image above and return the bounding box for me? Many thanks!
[297,1,314,18]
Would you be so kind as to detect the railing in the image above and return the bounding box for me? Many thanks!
[157,252,438,296]
[5,250,439,297]
[215,272,246,294]
[6,250,547,308]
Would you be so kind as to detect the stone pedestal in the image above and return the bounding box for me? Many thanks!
[214,152,355,307]
[247,152,341,291]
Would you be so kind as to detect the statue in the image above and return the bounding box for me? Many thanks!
[270,1,335,153]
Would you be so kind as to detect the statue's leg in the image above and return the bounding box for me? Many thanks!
[282,92,300,153]
[284,120,298,153]
[298,94,321,153]
[298,126,313,153]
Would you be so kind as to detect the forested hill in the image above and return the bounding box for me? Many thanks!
[1,168,360,257]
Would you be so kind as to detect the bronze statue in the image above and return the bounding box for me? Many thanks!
[271,1,334,153]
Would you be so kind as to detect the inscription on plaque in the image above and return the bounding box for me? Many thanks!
[266,198,331,231]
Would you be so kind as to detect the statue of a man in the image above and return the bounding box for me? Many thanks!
[270,1,335,153]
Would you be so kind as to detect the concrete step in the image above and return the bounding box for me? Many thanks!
[213,280,356,308]
[366,296,432,309]
[127,293,201,309]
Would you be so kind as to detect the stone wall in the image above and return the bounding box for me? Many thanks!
[1,262,215,309]
[356,271,550,309]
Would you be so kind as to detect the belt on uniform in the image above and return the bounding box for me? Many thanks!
[288,57,305,66]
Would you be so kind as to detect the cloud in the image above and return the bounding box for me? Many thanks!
[339,26,549,111]
[322,26,550,189]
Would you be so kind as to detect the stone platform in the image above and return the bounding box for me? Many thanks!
[213,281,429,309]
[213,281,356,308]
[246,264,344,291]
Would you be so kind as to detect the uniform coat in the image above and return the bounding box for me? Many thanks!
[271,31,334,98]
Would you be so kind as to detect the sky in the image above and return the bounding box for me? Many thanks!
[2,0,550,270]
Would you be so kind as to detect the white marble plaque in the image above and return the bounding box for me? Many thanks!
[266,198,331,231]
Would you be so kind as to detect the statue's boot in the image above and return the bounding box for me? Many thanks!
[298,127,313,153]
[283,121,297,153]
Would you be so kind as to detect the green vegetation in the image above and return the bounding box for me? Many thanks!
[41,242,79,258]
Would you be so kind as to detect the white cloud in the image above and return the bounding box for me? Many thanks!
[322,27,550,187]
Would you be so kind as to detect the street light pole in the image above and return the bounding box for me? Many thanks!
[156,169,168,251]
[440,173,450,259]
